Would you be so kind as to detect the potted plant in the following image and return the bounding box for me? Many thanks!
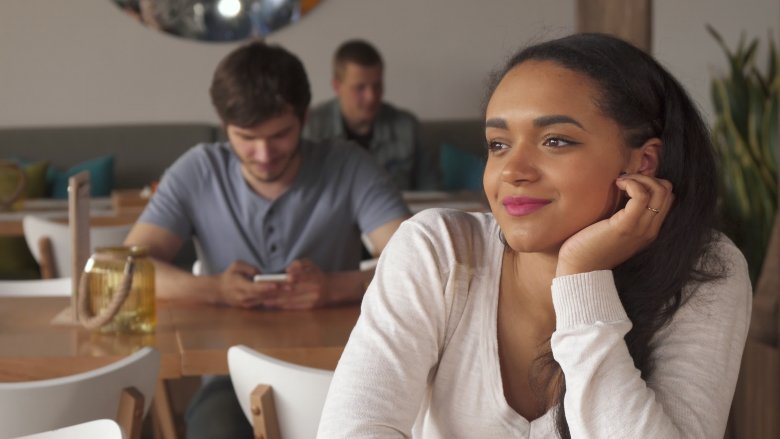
[710,25,780,439]
[708,24,778,284]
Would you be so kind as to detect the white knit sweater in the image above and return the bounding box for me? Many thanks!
[318,209,751,438]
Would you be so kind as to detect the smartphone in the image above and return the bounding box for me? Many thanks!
[253,273,289,282]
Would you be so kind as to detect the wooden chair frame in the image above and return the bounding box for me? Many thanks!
[0,347,159,439]
[250,385,282,439]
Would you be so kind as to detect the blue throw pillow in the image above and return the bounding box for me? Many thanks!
[48,155,115,199]
[439,143,485,191]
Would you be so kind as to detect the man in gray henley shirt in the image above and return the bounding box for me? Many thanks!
[124,41,410,438]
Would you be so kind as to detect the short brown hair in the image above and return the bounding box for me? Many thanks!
[210,40,311,127]
[333,39,383,80]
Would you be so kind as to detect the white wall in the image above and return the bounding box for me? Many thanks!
[0,0,574,127]
[654,0,780,122]
[0,0,776,128]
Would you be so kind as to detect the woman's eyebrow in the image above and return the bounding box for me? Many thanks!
[533,114,585,130]
[485,115,587,131]
[485,118,507,129]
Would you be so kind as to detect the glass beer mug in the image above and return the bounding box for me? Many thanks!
[78,246,156,334]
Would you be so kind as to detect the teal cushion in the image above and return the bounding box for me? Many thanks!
[48,155,115,199]
[439,143,485,191]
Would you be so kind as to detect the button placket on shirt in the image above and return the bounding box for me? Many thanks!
[263,207,283,264]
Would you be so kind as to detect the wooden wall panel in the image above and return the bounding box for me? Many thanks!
[576,0,652,52]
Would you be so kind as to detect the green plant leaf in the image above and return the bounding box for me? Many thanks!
[768,34,778,82]
[709,26,779,284]
[711,79,726,115]
[742,39,759,68]
[707,24,732,59]
[760,97,778,179]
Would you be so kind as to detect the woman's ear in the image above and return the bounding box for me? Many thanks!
[628,137,662,177]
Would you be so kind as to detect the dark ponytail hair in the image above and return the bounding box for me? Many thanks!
[486,33,725,438]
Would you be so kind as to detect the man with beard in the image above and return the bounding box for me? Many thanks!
[124,40,409,438]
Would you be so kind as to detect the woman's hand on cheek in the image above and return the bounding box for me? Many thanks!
[555,174,674,277]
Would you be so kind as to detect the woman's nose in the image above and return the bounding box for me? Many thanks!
[501,144,540,184]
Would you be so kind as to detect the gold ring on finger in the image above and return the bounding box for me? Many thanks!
[646,206,660,214]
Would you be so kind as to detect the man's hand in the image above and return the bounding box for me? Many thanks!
[261,259,329,310]
[215,261,283,308]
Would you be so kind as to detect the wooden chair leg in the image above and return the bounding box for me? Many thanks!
[151,413,162,439]
[37,236,55,279]
[152,379,179,439]
[117,386,145,439]
[251,384,281,439]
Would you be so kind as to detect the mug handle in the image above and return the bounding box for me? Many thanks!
[78,256,135,330]
[0,160,27,210]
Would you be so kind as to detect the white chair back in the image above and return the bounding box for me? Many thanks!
[0,347,160,439]
[14,419,122,439]
[228,345,334,439]
[22,215,132,278]
[192,238,210,275]
[0,278,72,297]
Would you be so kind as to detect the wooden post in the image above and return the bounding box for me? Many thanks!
[68,171,90,321]
[576,0,653,52]
[116,387,145,439]
[250,384,281,439]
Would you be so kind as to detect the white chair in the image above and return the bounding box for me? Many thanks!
[192,238,210,276]
[0,347,160,439]
[359,258,379,272]
[22,215,132,279]
[0,278,72,297]
[13,419,122,439]
[228,345,334,439]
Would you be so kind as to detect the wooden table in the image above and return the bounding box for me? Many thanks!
[0,296,180,381]
[0,296,361,439]
[0,297,360,381]
[1,191,487,237]
[0,197,144,237]
[170,302,360,375]
[402,190,488,214]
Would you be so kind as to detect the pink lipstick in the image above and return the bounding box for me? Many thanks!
[502,196,551,216]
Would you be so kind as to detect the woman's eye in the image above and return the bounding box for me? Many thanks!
[542,136,578,148]
[487,141,509,152]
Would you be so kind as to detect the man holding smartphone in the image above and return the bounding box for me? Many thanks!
[124,40,410,437]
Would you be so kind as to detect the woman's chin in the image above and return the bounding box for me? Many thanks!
[502,234,562,255]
